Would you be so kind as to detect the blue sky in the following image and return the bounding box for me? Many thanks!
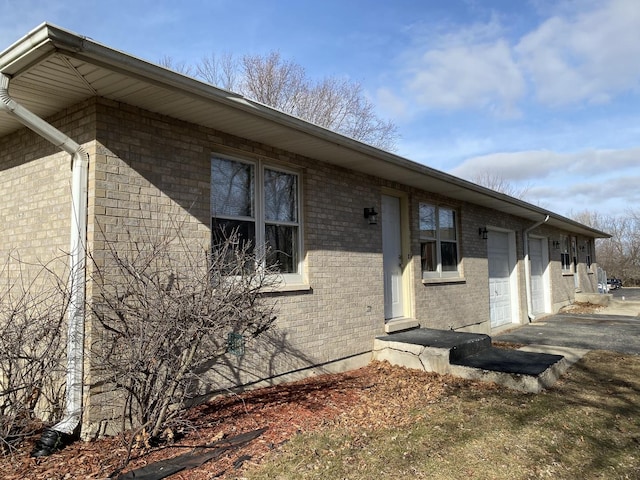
[2,0,639,218]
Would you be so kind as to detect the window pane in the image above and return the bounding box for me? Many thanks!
[439,208,456,241]
[265,225,298,273]
[211,157,254,217]
[211,218,256,272]
[419,204,436,238]
[441,241,458,271]
[421,241,437,272]
[264,169,297,222]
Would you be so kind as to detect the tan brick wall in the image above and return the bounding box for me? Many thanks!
[89,98,384,372]
[0,102,95,278]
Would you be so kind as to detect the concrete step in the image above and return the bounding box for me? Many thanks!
[452,348,563,375]
[375,328,492,360]
[373,328,572,393]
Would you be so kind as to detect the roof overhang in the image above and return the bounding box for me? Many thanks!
[0,23,610,239]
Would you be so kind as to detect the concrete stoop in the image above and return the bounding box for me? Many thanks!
[373,328,571,393]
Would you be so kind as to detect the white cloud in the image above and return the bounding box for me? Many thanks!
[387,0,640,118]
[450,150,560,181]
[528,173,640,216]
[516,0,640,106]
[450,147,640,182]
[407,40,525,116]
[447,146,640,216]
[375,87,409,119]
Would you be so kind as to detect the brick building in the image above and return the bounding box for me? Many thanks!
[0,24,609,438]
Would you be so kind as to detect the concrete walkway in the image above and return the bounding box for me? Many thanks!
[496,298,640,355]
[595,298,640,317]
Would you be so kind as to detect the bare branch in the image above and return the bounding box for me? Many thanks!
[157,55,195,77]
[196,52,239,90]
[472,172,531,200]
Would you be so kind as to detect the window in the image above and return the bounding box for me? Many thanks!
[419,203,460,279]
[560,235,571,273]
[585,240,593,270]
[211,155,301,280]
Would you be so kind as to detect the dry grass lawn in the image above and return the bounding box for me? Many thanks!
[245,351,640,480]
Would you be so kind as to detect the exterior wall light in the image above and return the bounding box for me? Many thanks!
[364,207,378,225]
[478,227,488,240]
[552,240,560,249]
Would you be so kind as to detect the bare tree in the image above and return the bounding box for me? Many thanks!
[240,52,307,113]
[196,52,238,91]
[157,55,195,77]
[570,209,640,286]
[472,172,531,200]
[185,50,398,150]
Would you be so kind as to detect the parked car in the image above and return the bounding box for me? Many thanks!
[607,278,622,290]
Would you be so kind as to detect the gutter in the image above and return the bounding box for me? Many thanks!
[523,214,549,322]
[0,73,88,453]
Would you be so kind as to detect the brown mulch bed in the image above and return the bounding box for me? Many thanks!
[2,362,496,480]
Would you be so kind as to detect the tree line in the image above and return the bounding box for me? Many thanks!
[571,210,640,287]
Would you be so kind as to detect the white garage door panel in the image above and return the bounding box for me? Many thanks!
[530,238,546,315]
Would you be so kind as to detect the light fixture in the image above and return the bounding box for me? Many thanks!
[579,245,586,252]
[478,227,488,240]
[552,240,560,249]
[364,207,378,225]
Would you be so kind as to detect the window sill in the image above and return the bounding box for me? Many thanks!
[422,277,466,285]
[263,283,312,294]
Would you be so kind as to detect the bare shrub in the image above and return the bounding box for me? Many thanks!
[0,255,68,454]
[89,221,279,440]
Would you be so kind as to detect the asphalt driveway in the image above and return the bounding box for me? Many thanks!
[496,297,640,355]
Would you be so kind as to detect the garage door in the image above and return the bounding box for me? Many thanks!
[488,231,514,328]
[529,237,546,315]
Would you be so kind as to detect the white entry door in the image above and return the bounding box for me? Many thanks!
[382,195,404,320]
[529,237,547,315]
[488,231,514,328]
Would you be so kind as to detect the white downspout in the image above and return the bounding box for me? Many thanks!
[0,73,88,437]
[524,214,549,322]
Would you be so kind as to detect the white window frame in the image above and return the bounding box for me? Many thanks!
[210,154,304,285]
[419,203,461,279]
